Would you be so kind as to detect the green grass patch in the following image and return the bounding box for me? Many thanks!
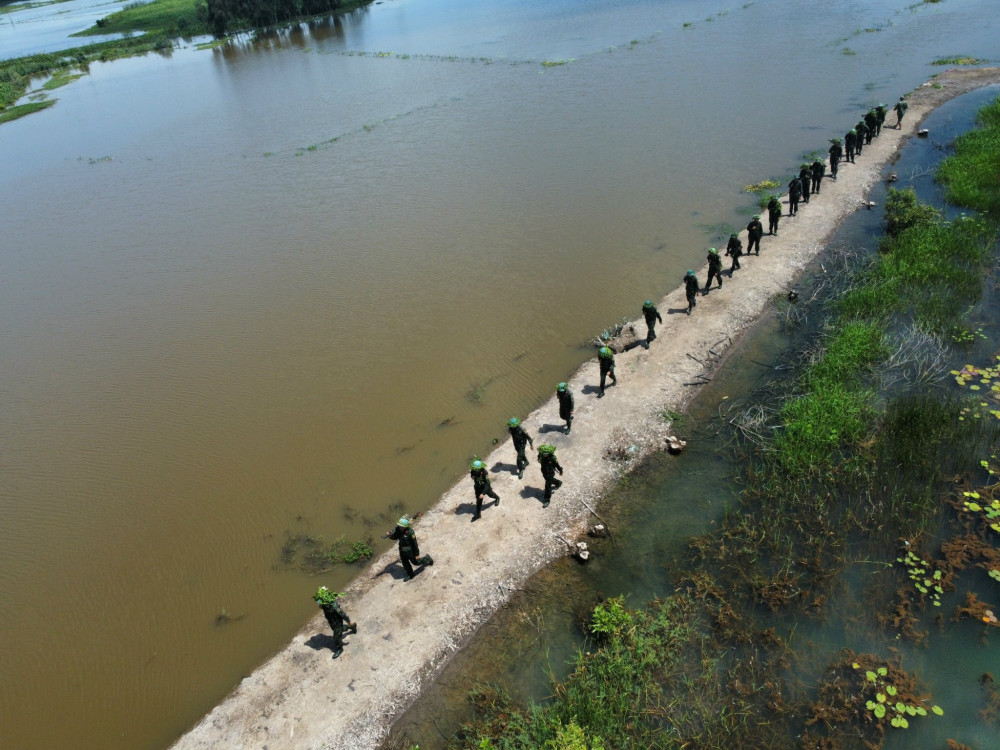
[743,179,780,193]
[73,0,204,36]
[931,56,985,66]
[41,71,85,90]
[0,98,55,123]
[937,95,1000,215]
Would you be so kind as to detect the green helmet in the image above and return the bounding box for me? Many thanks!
[538,443,557,455]
[508,417,520,428]
[831,137,842,143]
[686,269,695,276]
[643,300,653,308]
[599,346,612,358]
[557,382,568,392]
[313,586,340,606]
[709,247,718,255]
[471,459,484,470]
[398,517,410,527]
[730,233,738,239]
[753,214,760,219]
[849,129,856,134]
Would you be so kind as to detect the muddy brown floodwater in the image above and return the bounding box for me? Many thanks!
[3,0,1000,746]
[167,67,1000,750]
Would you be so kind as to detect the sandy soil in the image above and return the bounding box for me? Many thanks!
[169,68,1000,750]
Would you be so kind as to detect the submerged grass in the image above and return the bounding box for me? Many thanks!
[0,98,55,123]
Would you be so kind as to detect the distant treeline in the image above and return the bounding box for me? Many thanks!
[200,0,368,36]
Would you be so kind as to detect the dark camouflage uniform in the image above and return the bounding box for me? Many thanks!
[811,159,825,194]
[767,197,781,234]
[726,235,744,270]
[320,599,355,655]
[684,273,699,314]
[387,524,429,578]
[788,177,801,215]
[643,303,663,345]
[828,142,842,176]
[598,349,617,395]
[557,388,575,432]
[508,424,533,477]
[471,466,500,518]
[746,217,763,255]
[538,450,563,506]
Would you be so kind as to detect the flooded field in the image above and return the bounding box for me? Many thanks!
[2,0,1000,747]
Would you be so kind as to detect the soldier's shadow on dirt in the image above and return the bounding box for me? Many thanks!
[454,501,481,518]
[371,561,415,581]
[665,307,690,315]
[519,486,548,504]
[620,340,646,353]
[491,461,518,475]
[538,424,568,434]
[304,633,349,653]
[580,385,602,395]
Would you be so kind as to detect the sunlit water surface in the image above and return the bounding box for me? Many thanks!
[1,0,999,747]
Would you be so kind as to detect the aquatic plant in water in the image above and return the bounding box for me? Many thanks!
[896,549,945,606]
[851,661,943,728]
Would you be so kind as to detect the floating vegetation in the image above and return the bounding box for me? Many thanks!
[950,325,987,345]
[41,71,84,91]
[540,59,572,66]
[214,608,247,626]
[743,179,779,193]
[933,56,986,66]
[897,549,945,606]
[277,533,374,574]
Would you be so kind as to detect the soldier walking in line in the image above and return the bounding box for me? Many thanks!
[507,417,533,479]
[642,299,662,348]
[766,196,781,235]
[864,110,876,144]
[597,346,617,397]
[799,164,812,203]
[746,214,764,255]
[875,103,887,136]
[469,458,500,519]
[314,587,357,659]
[844,129,856,163]
[725,233,743,272]
[788,175,801,216]
[704,247,723,292]
[684,269,699,314]
[811,157,825,194]
[855,120,868,155]
[828,138,843,177]
[537,444,563,508]
[894,96,908,128]
[383,515,434,579]
[556,381,574,433]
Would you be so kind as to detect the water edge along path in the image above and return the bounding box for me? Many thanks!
[170,68,1000,750]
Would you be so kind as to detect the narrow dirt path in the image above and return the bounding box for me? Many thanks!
[170,68,1000,750]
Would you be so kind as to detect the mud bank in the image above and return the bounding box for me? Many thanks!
[169,68,1000,750]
